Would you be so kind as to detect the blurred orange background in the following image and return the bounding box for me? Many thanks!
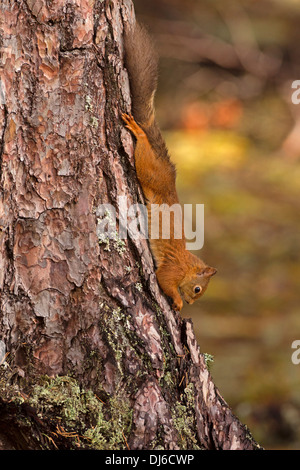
[135,0,300,449]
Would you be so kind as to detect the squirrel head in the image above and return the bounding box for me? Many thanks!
[179,263,217,305]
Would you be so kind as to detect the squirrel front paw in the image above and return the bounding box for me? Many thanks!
[172,297,183,312]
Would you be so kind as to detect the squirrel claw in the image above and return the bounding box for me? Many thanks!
[172,299,183,312]
[121,113,134,124]
[122,112,144,137]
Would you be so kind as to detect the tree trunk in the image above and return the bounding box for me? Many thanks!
[0,0,261,451]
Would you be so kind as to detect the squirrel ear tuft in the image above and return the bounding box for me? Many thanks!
[198,266,217,278]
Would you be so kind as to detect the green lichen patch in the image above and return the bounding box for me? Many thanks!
[97,219,126,256]
[134,282,143,292]
[83,394,132,449]
[172,383,201,450]
[100,305,148,380]
[90,116,99,128]
[0,363,133,450]
[203,353,214,371]
[29,376,96,428]
[28,375,132,450]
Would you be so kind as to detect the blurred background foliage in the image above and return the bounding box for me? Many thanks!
[134,0,300,449]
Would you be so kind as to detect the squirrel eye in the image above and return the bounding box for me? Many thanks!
[194,286,201,294]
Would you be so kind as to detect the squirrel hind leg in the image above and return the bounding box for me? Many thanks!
[122,113,145,138]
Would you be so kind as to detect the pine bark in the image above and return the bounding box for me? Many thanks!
[0,0,261,450]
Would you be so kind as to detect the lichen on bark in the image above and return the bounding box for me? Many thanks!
[0,368,133,450]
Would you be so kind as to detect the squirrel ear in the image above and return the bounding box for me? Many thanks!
[198,266,217,278]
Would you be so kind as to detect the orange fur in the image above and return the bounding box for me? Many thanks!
[122,24,216,311]
[122,114,216,311]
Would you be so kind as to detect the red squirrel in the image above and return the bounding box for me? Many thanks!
[122,23,217,311]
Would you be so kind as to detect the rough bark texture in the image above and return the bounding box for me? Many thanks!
[0,0,261,450]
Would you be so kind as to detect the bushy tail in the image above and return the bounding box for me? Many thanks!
[124,22,170,160]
